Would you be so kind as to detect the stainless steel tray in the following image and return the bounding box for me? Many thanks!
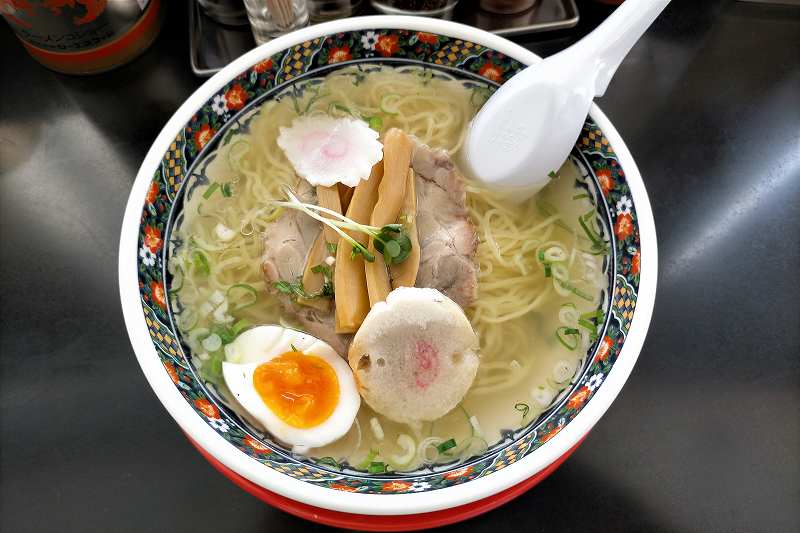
[190,1,255,77]
[454,0,579,37]
[190,0,579,77]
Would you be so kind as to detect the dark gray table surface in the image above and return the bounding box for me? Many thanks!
[1,1,798,532]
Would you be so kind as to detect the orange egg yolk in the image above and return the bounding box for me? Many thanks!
[253,351,339,429]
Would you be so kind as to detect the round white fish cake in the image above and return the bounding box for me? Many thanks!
[348,287,479,424]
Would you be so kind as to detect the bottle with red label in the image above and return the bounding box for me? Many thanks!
[2,0,164,75]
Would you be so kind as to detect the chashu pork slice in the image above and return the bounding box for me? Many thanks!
[412,143,478,309]
[261,140,478,357]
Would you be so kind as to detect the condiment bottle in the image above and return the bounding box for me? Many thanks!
[1,0,165,75]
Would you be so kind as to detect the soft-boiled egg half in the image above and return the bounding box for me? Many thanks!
[222,325,359,449]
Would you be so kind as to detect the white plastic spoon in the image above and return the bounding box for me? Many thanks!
[461,0,671,198]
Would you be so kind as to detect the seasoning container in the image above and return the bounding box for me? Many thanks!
[370,0,459,18]
[479,0,537,14]
[198,0,250,26]
[1,0,164,75]
[243,0,309,44]
[307,0,362,22]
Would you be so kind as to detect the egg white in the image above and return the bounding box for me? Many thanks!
[222,325,360,448]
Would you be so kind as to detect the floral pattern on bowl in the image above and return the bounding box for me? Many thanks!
[134,28,641,495]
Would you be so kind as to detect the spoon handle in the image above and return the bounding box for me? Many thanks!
[567,0,672,97]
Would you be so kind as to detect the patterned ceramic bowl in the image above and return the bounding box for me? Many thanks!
[119,15,657,529]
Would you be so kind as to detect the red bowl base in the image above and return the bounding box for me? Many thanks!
[187,436,585,531]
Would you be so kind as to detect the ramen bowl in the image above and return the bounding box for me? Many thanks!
[119,15,656,530]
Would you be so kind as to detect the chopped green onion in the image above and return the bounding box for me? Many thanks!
[292,85,328,115]
[222,128,236,146]
[328,102,354,116]
[470,86,493,107]
[175,309,198,331]
[514,402,530,420]
[350,71,366,86]
[390,434,417,467]
[290,343,299,352]
[274,276,332,300]
[578,310,605,340]
[310,263,335,297]
[201,353,224,383]
[367,462,388,474]
[358,449,379,470]
[203,183,220,199]
[226,140,250,175]
[417,69,434,85]
[544,246,568,263]
[556,279,593,301]
[436,438,457,454]
[458,435,489,459]
[581,247,609,256]
[380,94,401,115]
[188,327,210,348]
[326,242,337,255]
[573,193,590,200]
[202,333,222,352]
[556,327,580,350]
[231,318,251,336]
[548,170,560,179]
[580,211,609,253]
[169,267,184,295]
[551,263,568,281]
[367,116,383,131]
[539,246,567,278]
[227,283,258,310]
[274,254,330,299]
[212,325,236,345]
[221,182,233,197]
[558,303,580,326]
[274,279,304,298]
[316,457,341,470]
[192,250,210,275]
[578,212,600,236]
[310,263,332,276]
[578,214,607,251]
